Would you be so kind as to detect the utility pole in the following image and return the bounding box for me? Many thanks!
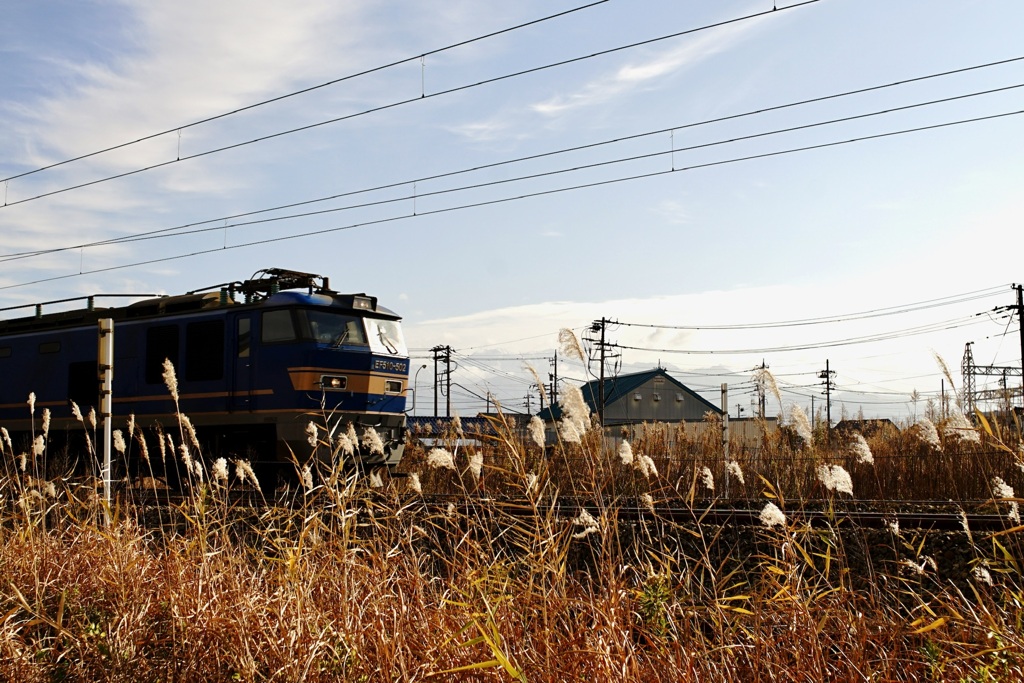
[1017,283,1024,409]
[431,345,452,417]
[756,360,768,419]
[586,318,619,427]
[721,383,730,498]
[596,318,607,426]
[819,360,835,445]
[548,351,559,410]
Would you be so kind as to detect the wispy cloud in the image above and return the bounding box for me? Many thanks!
[651,199,690,225]
[530,19,762,117]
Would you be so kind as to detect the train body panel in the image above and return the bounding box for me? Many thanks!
[0,269,409,480]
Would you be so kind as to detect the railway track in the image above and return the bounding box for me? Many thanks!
[115,488,1018,532]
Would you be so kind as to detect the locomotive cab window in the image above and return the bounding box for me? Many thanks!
[306,311,367,346]
[146,325,179,384]
[68,361,98,409]
[262,310,297,343]
[186,320,224,381]
[39,341,61,354]
[237,318,251,358]
[366,318,407,356]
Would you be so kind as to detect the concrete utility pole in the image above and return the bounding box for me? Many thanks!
[721,383,730,498]
[431,345,452,417]
[819,359,835,445]
[1017,283,1024,407]
[548,351,558,410]
[585,317,622,427]
[596,318,607,426]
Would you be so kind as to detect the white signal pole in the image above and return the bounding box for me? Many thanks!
[98,319,114,526]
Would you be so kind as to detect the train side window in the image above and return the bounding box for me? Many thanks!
[146,325,179,384]
[237,318,251,358]
[39,341,61,354]
[262,310,297,343]
[0,347,10,358]
[68,360,98,409]
[186,320,224,381]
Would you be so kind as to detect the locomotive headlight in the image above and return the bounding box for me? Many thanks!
[321,375,347,390]
[353,296,372,310]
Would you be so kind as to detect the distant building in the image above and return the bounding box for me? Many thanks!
[835,418,898,437]
[537,367,722,437]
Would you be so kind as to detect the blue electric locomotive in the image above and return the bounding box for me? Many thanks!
[0,268,409,485]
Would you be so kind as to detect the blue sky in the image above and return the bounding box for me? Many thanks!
[2,0,1023,421]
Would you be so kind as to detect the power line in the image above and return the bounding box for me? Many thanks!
[614,313,991,355]
[617,286,1009,331]
[6,55,1021,262]
[0,0,611,186]
[0,1,818,209]
[3,105,1022,292]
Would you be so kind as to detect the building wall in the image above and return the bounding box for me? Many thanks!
[603,375,717,424]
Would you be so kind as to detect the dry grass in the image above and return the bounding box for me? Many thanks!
[2,398,1023,681]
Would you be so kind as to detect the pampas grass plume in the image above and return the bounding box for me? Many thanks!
[817,464,853,495]
[426,448,455,471]
[528,415,545,448]
[760,502,787,528]
[790,404,812,445]
[162,359,179,402]
[618,440,635,466]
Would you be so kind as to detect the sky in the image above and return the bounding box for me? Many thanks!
[2,0,1023,422]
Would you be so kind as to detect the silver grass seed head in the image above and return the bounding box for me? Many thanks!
[700,466,714,492]
[362,427,385,456]
[335,432,355,458]
[212,457,229,485]
[426,447,455,471]
[558,328,585,362]
[468,450,483,481]
[851,433,874,465]
[727,460,745,485]
[759,502,787,528]
[162,359,179,402]
[789,404,813,445]
[817,464,853,496]
[618,440,635,466]
[528,415,546,448]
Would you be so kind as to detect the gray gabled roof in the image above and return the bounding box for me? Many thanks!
[537,367,722,421]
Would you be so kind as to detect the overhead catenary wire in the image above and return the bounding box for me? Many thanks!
[0,1,820,210]
[3,105,1022,292]
[5,54,1021,262]
[613,312,991,355]
[0,0,612,186]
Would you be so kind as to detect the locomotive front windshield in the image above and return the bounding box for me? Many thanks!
[306,310,368,346]
[300,310,407,355]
